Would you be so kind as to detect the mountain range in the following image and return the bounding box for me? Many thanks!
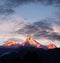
[2,37,57,49]
[0,37,60,63]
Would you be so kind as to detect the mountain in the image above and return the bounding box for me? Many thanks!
[21,37,57,49]
[0,38,59,63]
[21,37,42,48]
[3,40,20,47]
[0,45,60,63]
[46,43,57,49]
[2,37,57,49]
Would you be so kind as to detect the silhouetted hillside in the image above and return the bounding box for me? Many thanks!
[0,46,60,63]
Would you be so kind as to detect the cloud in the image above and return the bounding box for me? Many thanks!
[0,15,60,43]
[47,32,60,41]
[16,18,60,41]
[0,0,60,15]
[0,15,27,32]
[0,15,60,46]
[34,21,53,31]
[0,7,14,15]
[6,0,60,6]
[0,3,14,15]
[0,34,26,44]
[0,15,28,43]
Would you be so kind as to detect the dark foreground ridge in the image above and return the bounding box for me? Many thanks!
[0,46,60,63]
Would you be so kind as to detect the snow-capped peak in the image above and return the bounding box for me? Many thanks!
[21,37,42,48]
[3,40,19,46]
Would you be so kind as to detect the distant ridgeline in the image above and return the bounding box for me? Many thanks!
[2,37,57,49]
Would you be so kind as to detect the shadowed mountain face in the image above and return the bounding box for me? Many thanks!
[0,46,60,63]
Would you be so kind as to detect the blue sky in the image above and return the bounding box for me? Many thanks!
[15,3,56,22]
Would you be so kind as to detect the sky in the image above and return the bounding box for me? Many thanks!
[15,3,56,22]
[0,0,60,47]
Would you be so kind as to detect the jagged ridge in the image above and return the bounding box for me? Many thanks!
[2,37,57,49]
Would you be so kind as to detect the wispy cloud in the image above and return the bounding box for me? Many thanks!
[0,15,27,42]
[0,15,27,32]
